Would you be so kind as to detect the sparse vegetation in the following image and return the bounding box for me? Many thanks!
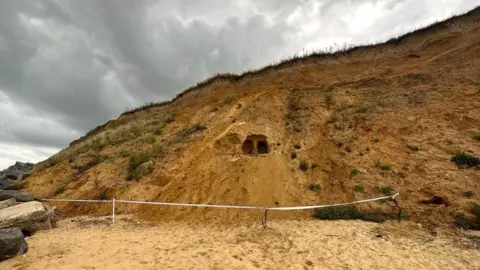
[358,107,369,113]
[375,186,394,196]
[77,155,107,174]
[166,115,175,123]
[293,124,303,133]
[354,184,364,192]
[286,112,299,122]
[128,151,152,171]
[291,151,297,159]
[126,146,165,181]
[308,184,321,192]
[175,123,207,141]
[377,162,392,170]
[451,152,479,167]
[294,143,301,149]
[300,160,309,171]
[287,96,304,133]
[55,186,66,195]
[350,168,360,177]
[313,205,386,223]
[311,163,318,169]
[374,137,380,143]
[119,149,129,157]
[463,191,474,198]
[91,138,107,151]
[142,136,156,144]
[472,133,480,141]
[127,151,153,181]
[408,145,419,151]
[454,204,480,230]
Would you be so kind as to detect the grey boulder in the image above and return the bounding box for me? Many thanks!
[0,201,51,233]
[0,190,34,202]
[5,180,26,191]
[0,227,28,262]
[0,177,12,190]
[0,198,16,211]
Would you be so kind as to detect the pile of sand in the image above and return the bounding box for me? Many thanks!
[1,216,479,269]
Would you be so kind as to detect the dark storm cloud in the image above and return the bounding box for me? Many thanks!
[0,0,478,169]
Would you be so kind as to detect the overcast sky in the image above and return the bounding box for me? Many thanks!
[0,0,478,170]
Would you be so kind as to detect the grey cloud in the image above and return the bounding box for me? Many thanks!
[0,0,478,170]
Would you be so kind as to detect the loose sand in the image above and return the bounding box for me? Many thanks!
[1,216,479,270]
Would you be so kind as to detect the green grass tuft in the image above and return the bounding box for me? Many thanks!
[454,204,480,230]
[350,168,360,177]
[313,205,385,223]
[408,145,419,151]
[451,152,479,167]
[375,186,394,196]
[308,184,321,192]
[175,123,207,142]
[299,160,309,171]
[354,184,364,192]
[55,186,66,195]
[377,162,392,170]
[358,107,369,113]
[142,136,156,144]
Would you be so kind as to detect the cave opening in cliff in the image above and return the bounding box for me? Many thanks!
[241,135,270,155]
[241,139,255,154]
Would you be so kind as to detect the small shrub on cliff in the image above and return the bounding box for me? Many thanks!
[308,184,321,192]
[454,204,480,230]
[451,152,479,167]
[127,151,153,181]
[142,136,156,144]
[472,133,480,141]
[354,184,364,192]
[119,149,129,157]
[377,162,392,170]
[313,206,385,223]
[375,186,394,196]
[291,151,297,159]
[175,123,207,141]
[55,186,66,195]
[463,191,474,198]
[166,115,175,123]
[350,168,360,177]
[408,145,419,151]
[299,160,309,171]
[358,107,369,113]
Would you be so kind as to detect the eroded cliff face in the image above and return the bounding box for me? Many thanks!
[24,7,480,228]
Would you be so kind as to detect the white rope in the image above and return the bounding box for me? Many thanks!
[270,193,399,211]
[41,198,112,203]
[115,200,263,209]
[40,193,399,210]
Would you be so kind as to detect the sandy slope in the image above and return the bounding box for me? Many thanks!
[1,216,479,270]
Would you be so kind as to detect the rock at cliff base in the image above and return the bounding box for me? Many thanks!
[0,190,34,202]
[0,201,49,233]
[0,227,28,262]
[5,180,26,191]
[0,198,16,211]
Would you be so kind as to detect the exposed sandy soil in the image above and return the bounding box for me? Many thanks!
[1,216,479,270]
[24,7,480,229]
